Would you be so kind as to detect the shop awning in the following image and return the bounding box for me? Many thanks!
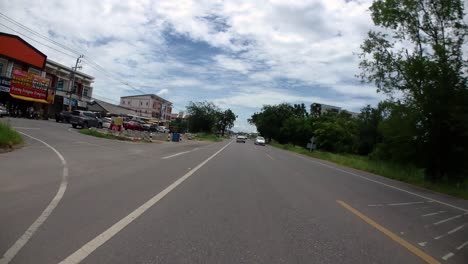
[10,93,49,104]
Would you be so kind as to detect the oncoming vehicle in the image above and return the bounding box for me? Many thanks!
[70,110,102,129]
[255,136,266,146]
[236,135,247,143]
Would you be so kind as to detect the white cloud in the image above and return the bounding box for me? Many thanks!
[157,88,169,96]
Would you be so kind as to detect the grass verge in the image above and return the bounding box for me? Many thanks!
[271,143,468,200]
[79,129,131,141]
[0,122,23,149]
[194,133,223,142]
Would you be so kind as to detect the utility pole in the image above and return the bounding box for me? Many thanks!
[68,55,84,111]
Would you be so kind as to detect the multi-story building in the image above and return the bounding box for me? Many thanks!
[120,94,172,120]
[0,32,94,118]
[44,59,94,116]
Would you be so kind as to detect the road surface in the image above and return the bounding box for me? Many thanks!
[1,118,467,264]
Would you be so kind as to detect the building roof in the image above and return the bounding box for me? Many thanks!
[89,99,137,116]
[120,94,172,104]
[0,32,47,69]
[46,59,94,80]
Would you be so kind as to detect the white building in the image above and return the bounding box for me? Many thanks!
[120,94,172,120]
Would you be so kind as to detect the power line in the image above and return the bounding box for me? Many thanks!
[0,22,77,59]
[0,12,83,56]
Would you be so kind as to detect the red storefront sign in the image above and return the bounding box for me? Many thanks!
[10,69,49,99]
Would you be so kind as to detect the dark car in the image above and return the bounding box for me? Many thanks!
[55,111,72,123]
[70,110,102,129]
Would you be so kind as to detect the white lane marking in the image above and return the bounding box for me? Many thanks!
[388,201,426,206]
[368,204,384,207]
[433,214,462,225]
[12,127,40,130]
[422,211,446,217]
[285,152,468,213]
[161,150,192,159]
[59,140,233,264]
[456,241,468,250]
[442,252,454,261]
[0,132,68,264]
[434,224,465,240]
[418,242,427,247]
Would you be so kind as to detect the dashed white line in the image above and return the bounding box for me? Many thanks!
[434,224,465,240]
[161,150,192,159]
[59,140,233,264]
[422,211,446,217]
[456,241,468,250]
[388,201,426,206]
[433,214,462,225]
[0,132,68,264]
[368,204,384,207]
[442,252,454,261]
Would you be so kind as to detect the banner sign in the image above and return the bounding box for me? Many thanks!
[0,76,11,93]
[10,69,50,99]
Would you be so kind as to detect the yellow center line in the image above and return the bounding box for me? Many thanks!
[336,200,440,264]
[266,153,275,160]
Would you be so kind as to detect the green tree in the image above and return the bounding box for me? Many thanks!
[313,111,358,153]
[248,104,295,143]
[216,109,237,136]
[186,101,220,133]
[359,0,468,182]
[356,104,383,155]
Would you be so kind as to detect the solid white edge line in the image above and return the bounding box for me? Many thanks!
[59,140,233,264]
[441,252,454,261]
[0,132,68,264]
[285,152,468,213]
[162,150,192,159]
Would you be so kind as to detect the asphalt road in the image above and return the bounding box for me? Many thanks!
[1,118,467,264]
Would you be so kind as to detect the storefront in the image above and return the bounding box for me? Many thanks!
[0,32,52,118]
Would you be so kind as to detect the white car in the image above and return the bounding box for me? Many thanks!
[236,135,247,143]
[157,126,169,133]
[101,117,112,128]
[255,136,266,145]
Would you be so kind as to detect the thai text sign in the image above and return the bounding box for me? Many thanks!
[10,69,49,99]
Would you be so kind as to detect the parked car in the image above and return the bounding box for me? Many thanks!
[70,110,102,129]
[100,117,112,129]
[236,135,247,143]
[123,120,144,131]
[55,111,72,123]
[136,120,151,131]
[157,126,169,133]
[255,136,266,145]
[0,105,8,117]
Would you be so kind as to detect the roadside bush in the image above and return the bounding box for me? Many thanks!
[0,122,23,149]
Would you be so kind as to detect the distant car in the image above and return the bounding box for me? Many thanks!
[70,110,102,129]
[55,111,72,123]
[157,126,169,133]
[255,136,266,145]
[123,120,144,131]
[236,135,247,143]
[100,117,112,129]
[0,105,8,117]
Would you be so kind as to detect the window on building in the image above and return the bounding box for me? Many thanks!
[140,101,142,106]
[57,80,64,90]
[83,88,88,97]
[146,102,148,106]
[0,58,6,76]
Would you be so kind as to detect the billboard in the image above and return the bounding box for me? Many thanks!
[10,69,50,100]
[0,76,11,93]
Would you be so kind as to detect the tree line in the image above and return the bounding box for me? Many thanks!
[181,101,237,136]
[250,0,468,185]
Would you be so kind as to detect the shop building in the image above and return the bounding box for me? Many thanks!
[44,59,94,117]
[0,32,95,118]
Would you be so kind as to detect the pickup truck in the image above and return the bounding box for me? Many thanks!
[70,110,102,129]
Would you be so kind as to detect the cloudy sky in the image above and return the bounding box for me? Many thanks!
[2,0,386,131]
